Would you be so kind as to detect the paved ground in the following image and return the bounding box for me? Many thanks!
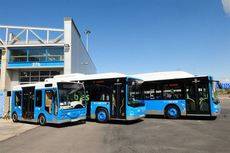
[0,119,37,142]
[0,100,230,153]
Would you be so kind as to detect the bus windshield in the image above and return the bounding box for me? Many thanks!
[212,81,221,104]
[128,78,145,107]
[58,82,85,110]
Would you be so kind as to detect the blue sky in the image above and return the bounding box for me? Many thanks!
[0,0,229,80]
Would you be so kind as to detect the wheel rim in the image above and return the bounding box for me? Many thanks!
[98,111,106,122]
[13,114,17,121]
[40,116,45,124]
[168,108,177,117]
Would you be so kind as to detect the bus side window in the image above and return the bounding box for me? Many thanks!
[35,90,42,107]
[15,91,22,106]
[155,89,162,99]
[163,83,183,100]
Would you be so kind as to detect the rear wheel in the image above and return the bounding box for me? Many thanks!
[38,115,46,126]
[12,112,18,122]
[96,108,109,123]
[165,105,181,119]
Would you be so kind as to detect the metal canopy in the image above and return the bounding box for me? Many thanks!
[0,25,64,48]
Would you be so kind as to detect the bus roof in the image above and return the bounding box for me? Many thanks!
[131,71,195,82]
[51,72,130,82]
[12,82,51,91]
[12,80,76,91]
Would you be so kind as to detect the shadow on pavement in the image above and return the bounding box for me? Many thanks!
[107,119,144,125]
[145,115,217,121]
[17,120,86,128]
[45,120,86,128]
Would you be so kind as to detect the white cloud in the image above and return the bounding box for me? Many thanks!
[222,0,230,15]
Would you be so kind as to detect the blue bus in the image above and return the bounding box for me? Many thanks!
[131,74,221,119]
[11,81,86,125]
[51,73,146,123]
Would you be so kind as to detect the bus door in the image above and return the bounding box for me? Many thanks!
[44,90,58,116]
[111,82,126,119]
[22,87,35,119]
[185,78,210,115]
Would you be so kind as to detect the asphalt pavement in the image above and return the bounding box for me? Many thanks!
[0,100,230,153]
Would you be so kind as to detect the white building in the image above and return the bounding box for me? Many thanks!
[0,17,97,117]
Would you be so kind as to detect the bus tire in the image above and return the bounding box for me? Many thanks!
[96,108,109,123]
[38,114,46,126]
[12,112,18,122]
[165,105,181,119]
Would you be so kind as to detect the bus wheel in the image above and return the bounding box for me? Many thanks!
[165,105,180,119]
[96,108,109,123]
[38,115,46,126]
[12,113,18,122]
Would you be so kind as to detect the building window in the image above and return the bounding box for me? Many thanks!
[10,49,27,62]
[28,49,46,62]
[47,48,64,61]
[9,47,64,63]
[19,70,62,84]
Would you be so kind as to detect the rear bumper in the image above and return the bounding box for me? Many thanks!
[211,104,221,116]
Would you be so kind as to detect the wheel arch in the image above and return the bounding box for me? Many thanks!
[164,103,181,115]
[96,106,109,114]
[12,111,17,117]
[37,113,46,121]
[12,111,18,120]
[95,106,110,121]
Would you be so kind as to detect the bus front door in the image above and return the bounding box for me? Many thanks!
[44,90,57,116]
[22,87,35,119]
[185,78,210,115]
[111,83,126,119]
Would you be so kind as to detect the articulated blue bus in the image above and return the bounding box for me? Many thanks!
[11,81,86,125]
[131,73,221,119]
[51,73,146,123]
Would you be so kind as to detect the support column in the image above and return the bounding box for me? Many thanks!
[64,17,72,74]
[0,48,11,118]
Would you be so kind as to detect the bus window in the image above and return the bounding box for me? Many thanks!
[35,90,42,107]
[91,84,112,101]
[15,91,22,106]
[45,90,53,114]
[163,84,183,100]
[155,89,162,100]
[143,89,155,99]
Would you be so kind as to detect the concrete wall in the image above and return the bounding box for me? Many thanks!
[64,18,96,74]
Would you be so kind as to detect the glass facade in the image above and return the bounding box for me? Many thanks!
[9,47,64,63]
[19,70,62,84]
[10,49,27,62]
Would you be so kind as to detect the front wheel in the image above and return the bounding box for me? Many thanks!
[165,105,181,119]
[38,115,46,126]
[12,112,18,122]
[96,108,109,123]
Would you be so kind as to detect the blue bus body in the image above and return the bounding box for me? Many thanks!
[11,82,86,125]
[85,77,145,122]
[137,76,221,118]
[52,74,146,122]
